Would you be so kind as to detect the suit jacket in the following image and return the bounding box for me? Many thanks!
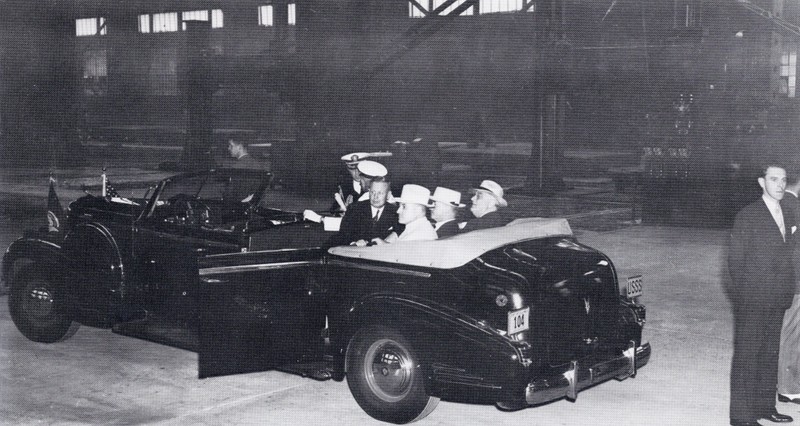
[729,197,796,309]
[460,210,509,233]
[434,220,460,239]
[782,191,800,291]
[327,201,400,246]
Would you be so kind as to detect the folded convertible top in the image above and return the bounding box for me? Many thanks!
[327,217,572,269]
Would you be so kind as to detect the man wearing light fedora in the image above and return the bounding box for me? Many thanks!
[368,184,438,245]
[429,186,465,238]
[461,179,509,233]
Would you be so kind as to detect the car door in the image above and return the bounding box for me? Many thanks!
[196,247,327,378]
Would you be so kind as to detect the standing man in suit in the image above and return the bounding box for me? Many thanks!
[327,179,400,247]
[729,164,796,426]
[778,171,800,404]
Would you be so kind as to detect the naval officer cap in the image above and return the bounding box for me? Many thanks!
[341,152,370,169]
[356,160,387,179]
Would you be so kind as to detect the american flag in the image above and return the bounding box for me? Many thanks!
[47,176,64,232]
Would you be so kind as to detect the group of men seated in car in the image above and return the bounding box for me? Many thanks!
[309,152,510,247]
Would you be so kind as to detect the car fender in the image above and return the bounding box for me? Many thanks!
[3,236,70,285]
[338,292,528,400]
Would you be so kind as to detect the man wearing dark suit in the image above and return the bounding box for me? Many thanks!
[729,164,796,426]
[778,172,800,404]
[327,179,400,247]
[429,186,465,239]
[460,179,510,233]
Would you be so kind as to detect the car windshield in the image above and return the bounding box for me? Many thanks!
[158,170,267,204]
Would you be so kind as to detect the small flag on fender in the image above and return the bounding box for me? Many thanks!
[47,176,65,232]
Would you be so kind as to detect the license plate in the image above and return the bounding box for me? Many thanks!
[508,307,530,335]
[626,275,643,299]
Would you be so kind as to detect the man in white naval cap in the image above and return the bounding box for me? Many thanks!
[331,152,370,213]
[367,184,437,245]
[460,179,509,233]
[428,186,465,238]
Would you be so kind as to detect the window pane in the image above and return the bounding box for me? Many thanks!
[288,3,296,25]
[76,18,97,36]
[153,12,178,33]
[212,9,224,28]
[139,14,151,33]
[258,5,274,26]
[99,17,107,35]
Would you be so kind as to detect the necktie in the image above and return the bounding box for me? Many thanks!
[776,204,786,241]
[373,209,381,223]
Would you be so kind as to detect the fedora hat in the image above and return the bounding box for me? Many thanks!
[395,184,432,207]
[341,152,370,169]
[430,187,465,208]
[470,179,508,207]
[356,160,387,179]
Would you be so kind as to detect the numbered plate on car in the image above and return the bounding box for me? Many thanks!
[508,307,530,335]
[626,275,643,299]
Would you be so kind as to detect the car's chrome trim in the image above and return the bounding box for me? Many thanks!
[199,260,321,276]
[525,342,651,405]
[205,247,321,258]
[327,258,432,278]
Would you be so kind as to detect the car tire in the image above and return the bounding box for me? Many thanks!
[346,326,439,424]
[8,265,79,343]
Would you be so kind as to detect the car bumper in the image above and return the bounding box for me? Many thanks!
[525,341,651,405]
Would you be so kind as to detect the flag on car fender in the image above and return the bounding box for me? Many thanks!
[47,176,64,232]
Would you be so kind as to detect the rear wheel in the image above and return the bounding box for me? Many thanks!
[346,326,439,424]
[8,265,79,343]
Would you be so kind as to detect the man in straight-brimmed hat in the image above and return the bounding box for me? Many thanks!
[429,186,465,238]
[331,152,370,213]
[460,179,510,233]
[368,184,437,245]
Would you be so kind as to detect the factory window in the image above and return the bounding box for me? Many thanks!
[410,0,473,17]
[149,47,178,95]
[82,49,107,95]
[409,0,534,17]
[153,12,179,33]
[288,3,296,25]
[673,1,697,28]
[780,48,797,98]
[181,9,224,29]
[258,5,274,27]
[76,17,106,36]
[139,14,151,33]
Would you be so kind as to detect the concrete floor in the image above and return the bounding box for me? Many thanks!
[4,222,798,425]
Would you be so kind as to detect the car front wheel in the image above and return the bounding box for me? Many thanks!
[346,326,439,424]
[8,264,79,343]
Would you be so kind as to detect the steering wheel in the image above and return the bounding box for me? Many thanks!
[167,194,211,224]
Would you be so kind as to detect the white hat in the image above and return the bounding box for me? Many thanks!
[430,187,465,208]
[395,184,432,207]
[470,179,508,207]
[356,160,387,179]
[341,152,370,168]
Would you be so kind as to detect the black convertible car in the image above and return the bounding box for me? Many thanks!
[3,169,650,424]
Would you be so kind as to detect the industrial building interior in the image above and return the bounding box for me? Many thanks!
[2,1,800,425]
[2,0,798,222]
